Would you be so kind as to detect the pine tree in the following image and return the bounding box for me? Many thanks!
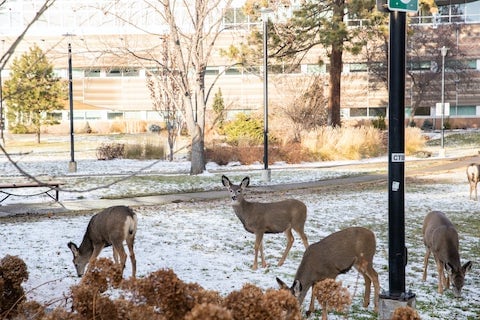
[3,44,67,143]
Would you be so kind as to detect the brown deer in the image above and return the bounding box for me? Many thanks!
[221,175,309,270]
[422,211,472,297]
[466,163,480,200]
[67,205,137,278]
[276,227,380,315]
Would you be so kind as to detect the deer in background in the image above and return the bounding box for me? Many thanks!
[422,211,472,298]
[67,205,137,278]
[276,227,380,315]
[221,175,309,270]
[466,163,480,200]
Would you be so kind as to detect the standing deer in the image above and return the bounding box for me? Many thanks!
[221,175,309,270]
[422,211,472,297]
[466,163,480,200]
[276,227,380,315]
[67,205,137,278]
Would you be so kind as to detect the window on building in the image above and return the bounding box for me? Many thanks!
[350,108,367,117]
[108,112,124,120]
[452,105,476,116]
[123,69,139,77]
[350,63,368,72]
[107,69,122,77]
[85,69,101,77]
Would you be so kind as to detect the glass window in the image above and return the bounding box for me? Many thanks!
[350,108,367,117]
[453,105,476,116]
[108,112,124,120]
[85,69,101,77]
[107,69,122,77]
[350,63,368,72]
[123,69,139,77]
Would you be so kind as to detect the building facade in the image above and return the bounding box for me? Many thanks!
[1,0,480,132]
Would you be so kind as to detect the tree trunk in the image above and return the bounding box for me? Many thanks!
[190,124,205,175]
[328,46,343,127]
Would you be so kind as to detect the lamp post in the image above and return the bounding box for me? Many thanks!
[260,7,273,182]
[67,42,77,172]
[440,46,448,158]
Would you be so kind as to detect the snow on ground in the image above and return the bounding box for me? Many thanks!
[0,144,479,319]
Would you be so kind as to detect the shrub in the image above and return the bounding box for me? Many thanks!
[96,143,125,160]
[223,113,265,146]
[149,124,162,133]
[0,255,29,317]
[205,143,317,165]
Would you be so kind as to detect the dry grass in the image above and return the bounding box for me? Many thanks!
[405,127,428,155]
[302,126,385,161]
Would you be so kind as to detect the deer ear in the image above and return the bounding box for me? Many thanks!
[463,261,473,273]
[221,175,231,187]
[276,277,289,290]
[292,280,302,297]
[241,177,250,188]
[446,262,454,274]
[67,242,79,257]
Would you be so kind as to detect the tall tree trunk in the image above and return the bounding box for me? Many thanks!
[328,45,343,127]
[190,124,205,175]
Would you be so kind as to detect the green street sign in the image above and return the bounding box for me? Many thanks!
[388,0,418,12]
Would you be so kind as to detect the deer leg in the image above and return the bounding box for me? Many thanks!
[86,245,105,273]
[112,242,128,275]
[434,257,445,294]
[364,263,380,312]
[422,248,431,281]
[112,247,120,264]
[294,226,309,249]
[126,236,136,278]
[253,233,264,270]
[278,228,294,267]
[308,288,316,316]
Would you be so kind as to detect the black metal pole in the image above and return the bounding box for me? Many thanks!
[387,10,407,298]
[68,43,76,170]
[263,18,269,171]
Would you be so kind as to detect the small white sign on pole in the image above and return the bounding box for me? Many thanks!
[435,102,450,116]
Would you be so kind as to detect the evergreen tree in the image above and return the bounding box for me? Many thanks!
[3,44,66,143]
[212,88,225,129]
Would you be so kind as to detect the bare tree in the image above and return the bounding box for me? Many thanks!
[277,75,328,142]
[146,36,183,162]
[100,0,233,174]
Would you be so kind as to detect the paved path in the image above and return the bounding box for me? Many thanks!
[1,152,478,217]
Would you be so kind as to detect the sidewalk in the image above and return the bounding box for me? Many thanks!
[0,174,386,217]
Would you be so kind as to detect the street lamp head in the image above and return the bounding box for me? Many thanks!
[260,7,274,22]
[440,46,448,57]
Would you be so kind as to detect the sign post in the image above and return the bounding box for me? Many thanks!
[378,2,417,319]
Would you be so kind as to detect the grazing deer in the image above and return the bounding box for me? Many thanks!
[276,227,380,315]
[422,211,472,297]
[221,175,309,270]
[67,205,137,278]
[466,163,480,200]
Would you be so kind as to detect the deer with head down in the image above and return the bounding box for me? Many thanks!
[221,175,309,270]
[67,205,137,278]
[466,163,480,200]
[276,227,380,315]
[422,211,472,297]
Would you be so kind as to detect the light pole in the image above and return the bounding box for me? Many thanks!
[440,46,448,157]
[67,42,77,172]
[260,7,273,182]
